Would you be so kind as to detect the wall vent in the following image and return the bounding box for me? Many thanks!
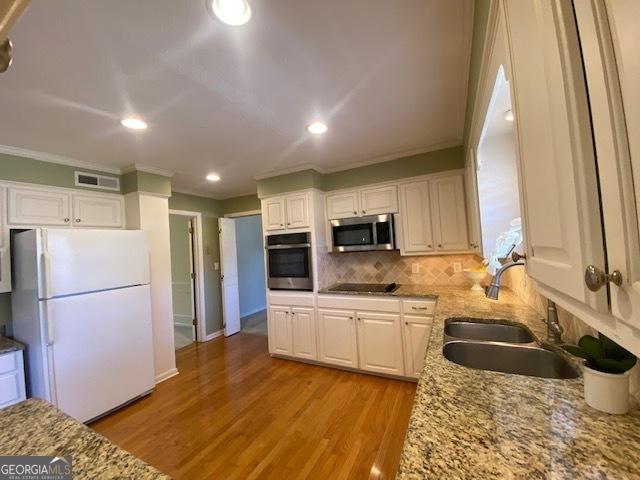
[75,171,120,191]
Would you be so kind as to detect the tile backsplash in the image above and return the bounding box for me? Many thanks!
[317,249,484,288]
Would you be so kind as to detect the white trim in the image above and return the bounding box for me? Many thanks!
[74,171,120,191]
[240,306,266,319]
[0,144,122,174]
[204,329,224,342]
[169,209,208,343]
[155,368,179,384]
[224,209,261,218]
[0,178,123,198]
[253,163,323,180]
[135,190,172,199]
[122,163,174,178]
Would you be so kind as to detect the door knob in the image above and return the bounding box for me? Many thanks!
[584,265,622,292]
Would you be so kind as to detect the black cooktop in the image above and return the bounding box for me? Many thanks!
[328,282,398,293]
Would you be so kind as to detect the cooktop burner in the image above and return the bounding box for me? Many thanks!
[328,282,399,293]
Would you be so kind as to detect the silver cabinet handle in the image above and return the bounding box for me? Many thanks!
[585,265,622,292]
[412,306,428,310]
[63,218,70,223]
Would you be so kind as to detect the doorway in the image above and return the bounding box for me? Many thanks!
[169,210,206,349]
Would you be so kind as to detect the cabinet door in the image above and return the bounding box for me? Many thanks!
[291,307,317,360]
[268,307,292,356]
[399,181,434,254]
[263,197,286,231]
[402,315,433,378]
[0,187,10,293]
[430,174,469,252]
[356,311,404,376]
[8,187,71,226]
[326,191,360,220]
[504,0,607,312]
[285,193,310,229]
[317,309,358,368]
[465,148,483,254]
[72,195,124,228]
[360,185,398,215]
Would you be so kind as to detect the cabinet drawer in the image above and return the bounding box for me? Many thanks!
[0,371,21,406]
[317,295,400,313]
[0,352,17,375]
[402,300,436,316]
[269,292,314,307]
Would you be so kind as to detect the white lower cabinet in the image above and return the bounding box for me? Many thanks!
[402,315,433,378]
[269,306,293,356]
[291,307,317,360]
[317,309,359,368]
[356,312,404,376]
[0,350,26,409]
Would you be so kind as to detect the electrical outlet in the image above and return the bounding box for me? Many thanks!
[214,262,220,271]
[453,262,462,273]
[411,263,420,274]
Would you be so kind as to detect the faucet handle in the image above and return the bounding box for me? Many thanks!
[512,251,527,262]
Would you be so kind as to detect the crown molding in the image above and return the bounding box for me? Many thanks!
[122,163,174,177]
[0,144,122,175]
[253,163,324,181]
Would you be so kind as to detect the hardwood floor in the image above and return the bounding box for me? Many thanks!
[90,333,417,479]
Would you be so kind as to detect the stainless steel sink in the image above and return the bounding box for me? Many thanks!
[444,318,535,344]
[442,341,579,379]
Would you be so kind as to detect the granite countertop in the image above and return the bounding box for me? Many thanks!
[318,284,438,299]
[392,286,640,479]
[0,398,169,479]
[0,336,25,355]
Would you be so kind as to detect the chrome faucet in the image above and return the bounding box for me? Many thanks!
[484,251,526,300]
[545,300,564,344]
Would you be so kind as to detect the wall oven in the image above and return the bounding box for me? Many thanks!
[266,232,313,291]
[330,214,396,252]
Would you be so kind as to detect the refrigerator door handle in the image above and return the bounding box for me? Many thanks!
[43,302,55,345]
[40,252,53,299]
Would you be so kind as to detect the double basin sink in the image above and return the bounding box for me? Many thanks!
[442,318,579,379]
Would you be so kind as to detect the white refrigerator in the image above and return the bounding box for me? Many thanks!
[12,228,155,423]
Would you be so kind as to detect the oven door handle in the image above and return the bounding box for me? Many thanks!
[266,243,311,250]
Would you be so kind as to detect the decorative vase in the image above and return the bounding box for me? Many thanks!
[583,365,630,414]
[463,270,488,291]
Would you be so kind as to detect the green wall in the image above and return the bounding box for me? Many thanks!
[220,194,261,215]
[463,0,492,145]
[256,146,464,197]
[122,170,172,196]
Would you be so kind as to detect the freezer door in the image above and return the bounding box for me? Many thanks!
[44,285,155,423]
[40,229,150,298]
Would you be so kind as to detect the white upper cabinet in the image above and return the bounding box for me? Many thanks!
[285,193,310,229]
[504,0,608,312]
[399,180,434,254]
[8,187,71,226]
[356,311,404,376]
[464,149,483,254]
[326,191,360,220]
[360,186,398,216]
[72,195,123,228]
[317,309,358,368]
[430,174,469,252]
[263,197,286,231]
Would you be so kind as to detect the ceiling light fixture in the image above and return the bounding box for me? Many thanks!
[209,0,252,26]
[206,173,221,182]
[504,110,514,122]
[120,117,148,130]
[307,122,328,135]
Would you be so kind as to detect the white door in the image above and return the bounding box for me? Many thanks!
[263,197,286,231]
[504,0,608,312]
[41,229,149,298]
[360,185,398,215]
[399,181,434,254]
[72,195,124,228]
[356,311,404,376]
[291,307,317,360]
[430,174,469,252]
[285,193,310,229]
[269,306,292,356]
[8,187,71,226]
[326,191,360,220]
[317,309,358,368]
[402,315,433,378]
[0,186,10,293]
[465,148,483,254]
[45,285,154,423]
[219,218,241,337]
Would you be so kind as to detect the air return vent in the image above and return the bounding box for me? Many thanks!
[74,171,120,191]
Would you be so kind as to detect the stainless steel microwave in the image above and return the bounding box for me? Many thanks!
[265,232,313,291]
[330,214,396,252]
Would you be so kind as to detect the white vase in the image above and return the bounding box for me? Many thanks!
[583,365,630,414]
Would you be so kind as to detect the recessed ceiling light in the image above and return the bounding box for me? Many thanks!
[206,173,221,182]
[307,122,328,135]
[209,0,252,26]
[504,110,514,122]
[120,117,148,130]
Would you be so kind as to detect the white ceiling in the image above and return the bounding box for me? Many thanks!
[0,0,473,198]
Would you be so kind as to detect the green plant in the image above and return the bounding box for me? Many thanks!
[562,334,636,374]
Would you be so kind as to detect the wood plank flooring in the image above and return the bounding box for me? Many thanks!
[90,333,416,479]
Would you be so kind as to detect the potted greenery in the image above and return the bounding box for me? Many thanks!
[563,334,636,414]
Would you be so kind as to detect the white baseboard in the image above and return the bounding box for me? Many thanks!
[240,306,266,319]
[155,368,179,384]
[203,329,224,342]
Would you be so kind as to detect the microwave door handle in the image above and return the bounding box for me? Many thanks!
[372,222,378,246]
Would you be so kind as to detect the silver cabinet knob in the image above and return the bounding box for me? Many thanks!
[427,244,432,248]
[438,244,442,248]
[75,219,81,223]
[362,210,366,214]
[585,265,622,292]
[353,211,357,215]
[63,218,70,223]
